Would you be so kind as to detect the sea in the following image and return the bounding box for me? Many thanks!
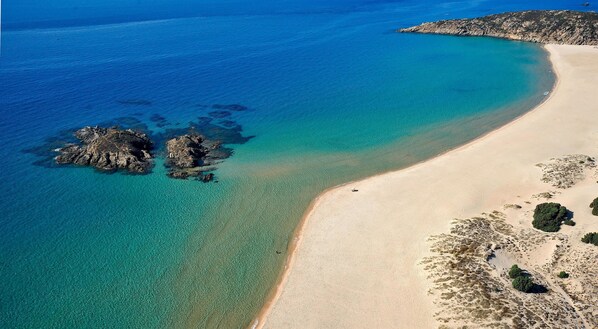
[0,0,587,328]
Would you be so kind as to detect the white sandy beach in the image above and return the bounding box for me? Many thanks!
[258,45,598,328]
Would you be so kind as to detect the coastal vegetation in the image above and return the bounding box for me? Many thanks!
[509,264,535,293]
[589,197,598,215]
[508,264,523,279]
[512,276,534,293]
[532,202,569,232]
[424,212,584,327]
[536,155,596,189]
[581,232,598,246]
[557,271,569,279]
[399,10,598,45]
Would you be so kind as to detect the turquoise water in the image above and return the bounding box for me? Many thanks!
[0,0,582,328]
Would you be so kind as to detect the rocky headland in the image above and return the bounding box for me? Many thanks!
[165,134,228,181]
[399,10,598,45]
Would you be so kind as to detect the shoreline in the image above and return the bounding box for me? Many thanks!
[252,45,561,328]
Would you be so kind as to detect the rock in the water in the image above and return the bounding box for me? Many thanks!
[212,104,248,111]
[208,110,232,118]
[398,10,598,45]
[166,135,206,169]
[165,134,225,181]
[200,173,214,182]
[117,99,152,106]
[55,126,153,173]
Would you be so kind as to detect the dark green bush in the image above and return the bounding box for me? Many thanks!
[532,202,568,232]
[563,219,576,226]
[512,276,534,293]
[508,264,523,279]
[581,232,598,246]
[557,271,569,279]
[590,197,598,216]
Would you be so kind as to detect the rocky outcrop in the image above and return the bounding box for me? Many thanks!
[55,126,153,173]
[165,134,226,181]
[399,10,598,45]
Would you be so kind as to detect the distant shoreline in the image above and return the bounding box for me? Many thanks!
[255,44,598,327]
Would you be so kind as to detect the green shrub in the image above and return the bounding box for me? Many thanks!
[508,264,523,279]
[581,232,598,246]
[563,219,575,226]
[557,271,569,279]
[590,197,598,216]
[512,276,534,293]
[532,202,568,232]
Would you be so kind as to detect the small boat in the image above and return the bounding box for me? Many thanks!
[543,91,549,96]
[351,188,359,192]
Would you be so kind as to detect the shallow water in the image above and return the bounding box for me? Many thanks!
[0,0,585,328]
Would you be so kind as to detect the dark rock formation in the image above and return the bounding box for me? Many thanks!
[201,173,215,182]
[399,10,598,45]
[117,99,152,106]
[212,104,248,111]
[150,114,170,128]
[218,120,238,128]
[39,111,254,182]
[55,126,153,173]
[165,134,226,181]
[208,110,232,118]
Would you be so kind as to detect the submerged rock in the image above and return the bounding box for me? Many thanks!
[150,113,170,128]
[165,134,225,181]
[208,110,232,118]
[399,10,598,45]
[55,126,153,173]
[212,104,248,111]
[117,99,152,106]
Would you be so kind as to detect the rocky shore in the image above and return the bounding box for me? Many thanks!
[399,10,598,45]
[165,134,228,181]
[55,126,154,173]
[54,126,232,181]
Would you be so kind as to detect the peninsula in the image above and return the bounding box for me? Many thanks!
[399,10,598,45]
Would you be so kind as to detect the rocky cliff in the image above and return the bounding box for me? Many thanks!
[56,126,153,173]
[399,10,598,45]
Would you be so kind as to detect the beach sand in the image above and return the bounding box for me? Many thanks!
[257,44,598,328]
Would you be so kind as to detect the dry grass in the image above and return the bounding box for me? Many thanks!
[422,209,595,328]
[535,155,596,189]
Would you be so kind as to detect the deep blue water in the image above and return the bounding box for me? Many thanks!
[0,0,588,328]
